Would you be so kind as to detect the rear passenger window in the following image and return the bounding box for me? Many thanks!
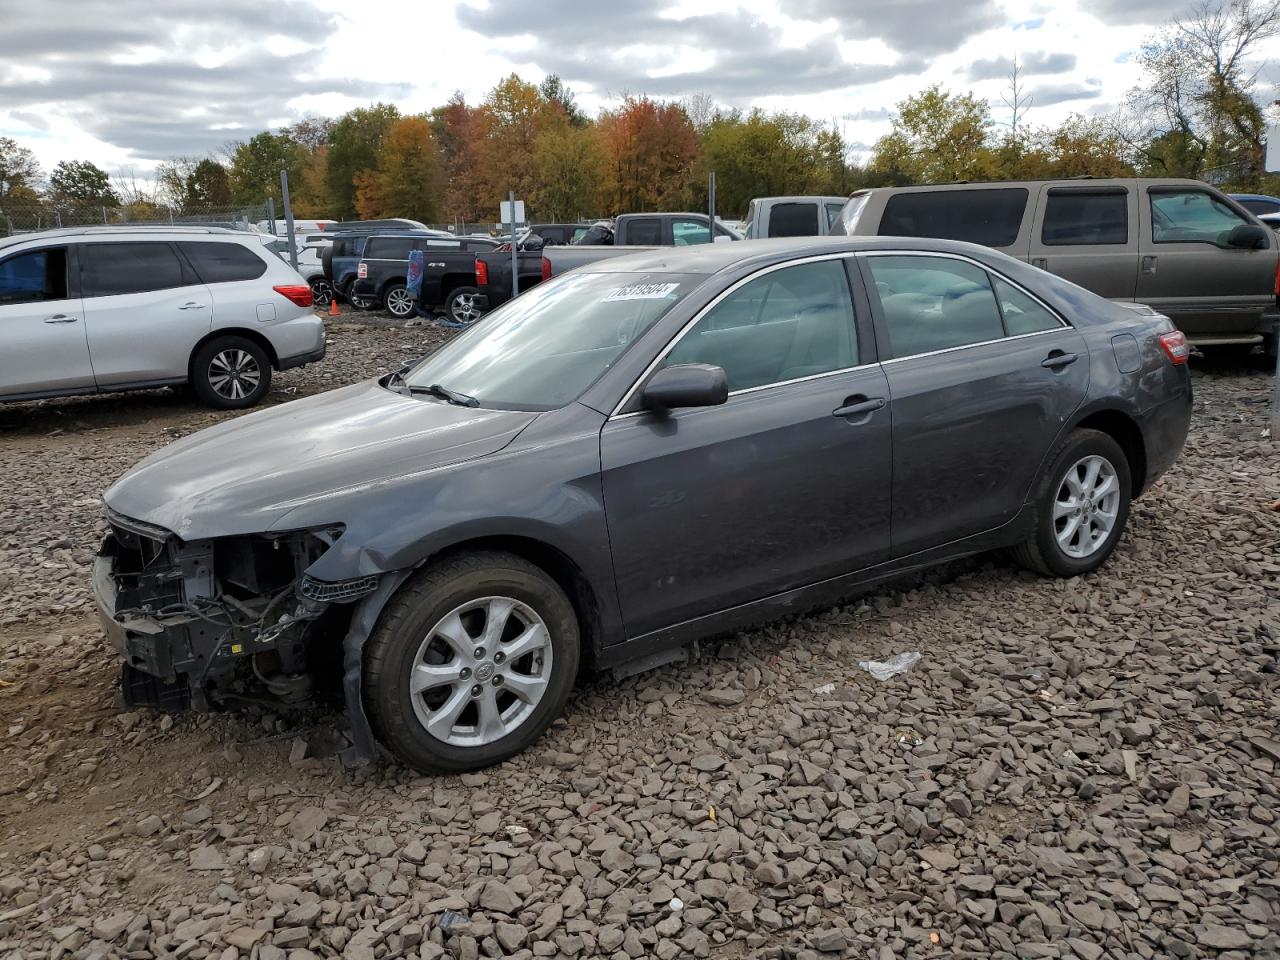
[992,276,1061,335]
[81,243,186,297]
[867,255,1004,358]
[767,203,819,238]
[664,260,857,391]
[627,219,662,245]
[1042,190,1128,245]
[0,248,67,304]
[365,237,414,259]
[180,242,268,283]
[880,189,1028,247]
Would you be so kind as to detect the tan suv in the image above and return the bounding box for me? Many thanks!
[838,178,1279,353]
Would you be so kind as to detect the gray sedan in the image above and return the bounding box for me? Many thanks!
[95,237,1192,773]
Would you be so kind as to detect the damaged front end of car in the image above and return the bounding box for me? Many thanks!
[94,510,375,716]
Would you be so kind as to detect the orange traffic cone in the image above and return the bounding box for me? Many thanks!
[328,297,340,317]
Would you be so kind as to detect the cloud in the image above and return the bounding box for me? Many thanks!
[1027,81,1105,107]
[790,0,1004,55]
[1079,0,1174,27]
[967,50,1077,82]
[0,0,407,162]
[455,1,929,102]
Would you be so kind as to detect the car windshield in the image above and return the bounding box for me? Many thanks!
[403,271,703,410]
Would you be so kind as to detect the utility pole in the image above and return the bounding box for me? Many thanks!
[708,172,716,243]
[280,171,298,272]
[509,190,519,298]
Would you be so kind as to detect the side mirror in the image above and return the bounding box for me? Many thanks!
[642,364,728,412]
[1226,223,1268,249]
[713,235,733,244]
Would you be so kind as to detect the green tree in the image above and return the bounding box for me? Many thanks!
[870,85,996,184]
[325,103,401,218]
[539,75,588,127]
[697,110,832,216]
[184,159,232,208]
[529,119,604,220]
[0,138,41,201]
[228,132,303,207]
[49,160,120,206]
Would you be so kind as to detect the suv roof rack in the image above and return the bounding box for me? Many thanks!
[0,224,242,248]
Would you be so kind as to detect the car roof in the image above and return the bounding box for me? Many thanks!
[852,177,1220,195]
[0,225,248,253]
[576,235,1016,275]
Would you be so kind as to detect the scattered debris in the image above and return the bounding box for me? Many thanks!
[857,651,921,680]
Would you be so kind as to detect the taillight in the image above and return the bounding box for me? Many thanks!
[273,284,313,308]
[1158,329,1189,364]
[541,257,552,281]
[357,262,367,279]
[475,259,489,286]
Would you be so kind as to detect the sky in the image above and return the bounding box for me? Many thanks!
[2,0,1279,176]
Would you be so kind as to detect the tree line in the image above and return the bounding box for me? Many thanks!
[0,0,1275,227]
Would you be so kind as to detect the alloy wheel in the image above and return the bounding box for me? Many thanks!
[310,278,334,306]
[1053,455,1120,559]
[207,349,262,401]
[450,293,482,325]
[386,287,414,317]
[409,596,553,747]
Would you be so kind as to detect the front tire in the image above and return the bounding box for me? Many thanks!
[191,336,272,410]
[1013,428,1131,577]
[363,552,580,774]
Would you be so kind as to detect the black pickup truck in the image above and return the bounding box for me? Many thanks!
[348,233,499,319]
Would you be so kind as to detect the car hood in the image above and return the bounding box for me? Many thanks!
[104,381,539,539]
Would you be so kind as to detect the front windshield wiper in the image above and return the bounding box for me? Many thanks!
[409,383,479,407]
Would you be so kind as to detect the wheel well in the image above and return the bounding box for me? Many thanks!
[379,277,407,297]
[441,273,478,299]
[1075,410,1147,495]
[429,536,602,668]
[189,328,281,376]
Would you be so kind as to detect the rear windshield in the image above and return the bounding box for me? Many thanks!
[767,203,819,238]
[880,188,1028,247]
[404,271,702,410]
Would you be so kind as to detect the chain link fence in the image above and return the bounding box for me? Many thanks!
[0,200,271,236]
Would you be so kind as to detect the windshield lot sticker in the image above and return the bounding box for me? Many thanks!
[604,282,680,301]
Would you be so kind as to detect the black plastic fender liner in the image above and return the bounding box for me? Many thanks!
[338,570,412,769]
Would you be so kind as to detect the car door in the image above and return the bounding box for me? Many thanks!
[0,244,93,398]
[600,256,892,638]
[79,241,213,387]
[1029,184,1139,300]
[861,252,1089,556]
[1138,185,1276,337]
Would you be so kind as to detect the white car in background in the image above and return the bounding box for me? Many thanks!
[0,226,325,409]
[260,235,333,306]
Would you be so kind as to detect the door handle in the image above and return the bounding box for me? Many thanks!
[178,302,207,310]
[43,313,79,324]
[1041,351,1079,369]
[833,396,886,418]
[1141,255,1157,275]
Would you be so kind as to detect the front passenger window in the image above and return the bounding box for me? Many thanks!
[664,260,857,391]
[867,256,1004,358]
[1151,190,1249,244]
[0,248,68,305]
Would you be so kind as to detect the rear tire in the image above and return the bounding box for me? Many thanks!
[309,276,333,307]
[383,283,414,319]
[443,286,485,327]
[363,551,580,774]
[1012,428,1131,577]
[191,336,272,410]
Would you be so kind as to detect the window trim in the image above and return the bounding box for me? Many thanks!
[858,249,1068,364]
[1040,187,1130,247]
[610,252,865,419]
[1147,186,1251,246]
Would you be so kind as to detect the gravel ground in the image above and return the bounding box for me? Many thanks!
[0,321,1278,960]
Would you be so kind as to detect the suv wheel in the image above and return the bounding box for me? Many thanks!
[444,286,485,327]
[1013,428,1131,577]
[363,551,579,773]
[191,336,272,410]
[384,283,414,319]
[310,277,334,306]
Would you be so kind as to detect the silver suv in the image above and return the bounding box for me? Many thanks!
[0,226,326,409]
